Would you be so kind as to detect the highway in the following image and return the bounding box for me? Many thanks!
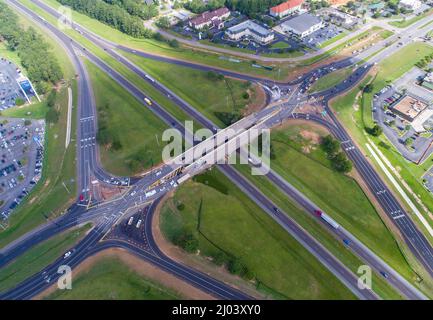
[1,0,432,300]
[1,1,378,299]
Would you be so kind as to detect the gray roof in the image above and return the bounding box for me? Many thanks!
[281,13,322,33]
[227,20,272,37]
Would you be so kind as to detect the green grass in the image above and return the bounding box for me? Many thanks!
[0,223,91,292]
[389,9,433,28]
[318,31,348,49]
[120,52,257,128]
[0,42,25,71]
[268,125,414,281]
[45,256,182,299]
[270,41,290,50]
[330,43,433,294]
[308,67,353,93]
[161,168,357,300]
[2,100,49,119]
[34,0,287,80]
[84,60,169,176]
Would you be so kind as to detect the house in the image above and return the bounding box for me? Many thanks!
[399,0,422,10]
[188,7,230,30]
[270,0,304,18]
[226,20,274,44]
[280,13,323,38]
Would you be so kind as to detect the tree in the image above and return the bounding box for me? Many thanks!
[24,119,31,126]
[15,97,25,106]
[331,152,352,173]
[321,135,340,156]
[363,84,374,93]
[156,16,171,29]
[168,39,180,48]
[367,124,383,137]
[174,230,199,253]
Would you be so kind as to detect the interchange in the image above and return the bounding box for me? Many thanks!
[1,0,433,300]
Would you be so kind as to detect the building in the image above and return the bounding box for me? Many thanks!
[226,20,274,44]
[188,7,230,30]
[280,13,323,38]
[390,95,432,132]
[422,73,433,91]
[321,8,358,29]
[400,0,422,10]
[270,0,304,18]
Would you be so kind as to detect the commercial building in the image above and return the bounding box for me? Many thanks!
[390,95,432,132]
[399,0,422,10]
[188,7,230,30]
[270,0,304,18]
[225,20,274,44]
[422,73,433,91]
[320,8,358,29]
[279,13,323,38]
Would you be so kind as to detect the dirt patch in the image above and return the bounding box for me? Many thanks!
[153,193,267,299]
[243,84,266,116]
[34,247,214,300]
[299,130,322,145]
[330,0,352,5]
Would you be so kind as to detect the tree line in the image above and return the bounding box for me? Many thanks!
[0,3,63,94]
[57,0,153,38]
[103,0,159,20]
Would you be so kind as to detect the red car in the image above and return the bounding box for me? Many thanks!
[314,209,322,217]
[79,194,84,201]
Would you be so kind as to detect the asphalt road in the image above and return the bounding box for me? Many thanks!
[1,0,430,302]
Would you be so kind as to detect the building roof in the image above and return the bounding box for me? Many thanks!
[281,13,322,33]
[189,7,230,26]
[271,0,304,13]
[391,95,428,121]
[226,20,273,37]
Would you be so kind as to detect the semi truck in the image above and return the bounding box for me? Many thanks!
[314,209,340,229]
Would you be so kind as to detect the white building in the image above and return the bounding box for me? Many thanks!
[399,0,422,10]
[280,13,323,38]
[226,20,274,44]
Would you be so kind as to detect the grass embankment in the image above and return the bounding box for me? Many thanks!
[0,3,77,248]
[84,60,169,176]
[318,31,348,49]
[308,67,353,93]
[45,256,182,299]
[120,52,260,128]
[330,42,433,294]
[0,224,91,292]
[389,9,433,28]
[161,169,357,300]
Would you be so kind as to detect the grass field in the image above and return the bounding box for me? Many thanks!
[308,67,353,93]
[317,31,348,49]
[0,224,91,292]
[389,9,433,28]
[161,168,356,300]
[46,256,182,299]
[121,52,259,128]
[84,60,169,176]
[33,0,287,80]
[269,124,414,279]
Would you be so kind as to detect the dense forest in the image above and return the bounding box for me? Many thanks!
[103,0,159,20]
[0,3,63,94]
[57,0,153,38]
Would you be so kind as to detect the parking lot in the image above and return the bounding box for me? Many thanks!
[300,23,344,49]
[0,117,45,220]
[0,58,28,110]
[373,86,433,164]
